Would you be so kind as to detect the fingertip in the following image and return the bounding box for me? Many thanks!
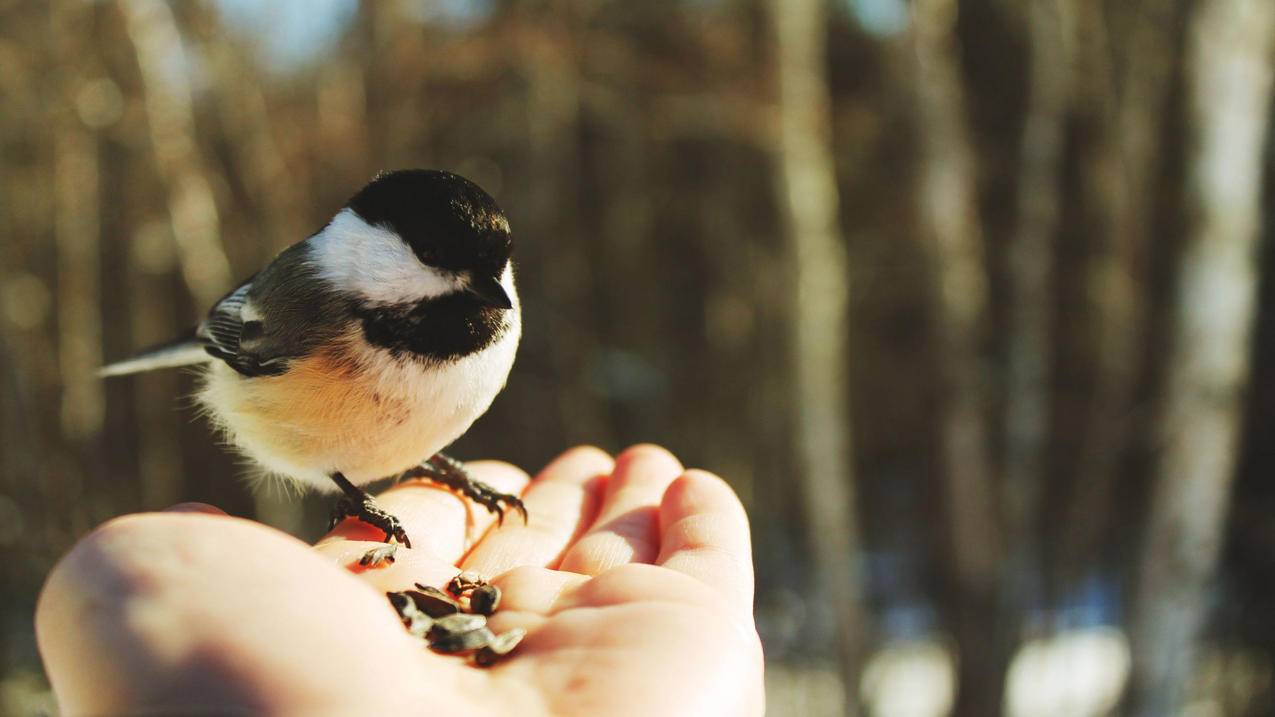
[661,470,747,523]
[656,469,754,606]
[462,460,532,493]
[614,444,682,475]
[538,445,615,484]
[555,445,684,575]
[163,502,227,515]
[559,444,614,465]
[606,445,684,501]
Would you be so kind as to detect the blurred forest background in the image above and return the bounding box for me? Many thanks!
[2,0,1274,715]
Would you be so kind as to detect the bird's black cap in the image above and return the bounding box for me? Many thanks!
[347,169,512,277]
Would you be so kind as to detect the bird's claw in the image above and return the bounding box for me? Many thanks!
[471,485,527,526]
[330,495,413,549]
[404,453,530,526]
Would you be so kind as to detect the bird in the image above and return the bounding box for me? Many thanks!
[101,169,525,564]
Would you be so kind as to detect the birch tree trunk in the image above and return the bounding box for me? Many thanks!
[1129,1,1275,713]
[1002,0,1073,625]
[909,0,1002,713]
[769,0,865,712]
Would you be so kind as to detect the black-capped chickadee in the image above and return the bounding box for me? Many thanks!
[102,170,525,561]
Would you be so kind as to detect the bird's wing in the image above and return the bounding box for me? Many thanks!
[100,274,297,379]
[195,276,294,378]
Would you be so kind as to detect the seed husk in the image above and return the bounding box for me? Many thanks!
[387,591,435,637]
[475,628,527,667]
[428,612,488,639]
[387,591,417,619]
[429,626,495,654]
[468,584,502,615]
[405,585,462,617]
[358,543,398,567]
[447,571,486,597]
[404,612,434,639]
[393,576,524,664]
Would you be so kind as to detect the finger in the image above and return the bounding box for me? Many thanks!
[549,563,714,614]
[489,565,590,615]
[163,502,227,515]
[557,445,683,575]
[461,446,612,576]
[36,512,431,715]
[656,470,754,610]
[316,540,461,594]
[317,460,531,565]
[480,566,588,641]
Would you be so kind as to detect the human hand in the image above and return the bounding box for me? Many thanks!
[36,445,764,716]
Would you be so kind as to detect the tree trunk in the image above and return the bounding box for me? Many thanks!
[769,0,866,713]
[1061,0,1185,586]
[516,9,612,452]
[118,0,231,308]
[1129,1,1275,713]
[52,0,104,444]
[909,0,1003,713]
[1002,0,1073,632]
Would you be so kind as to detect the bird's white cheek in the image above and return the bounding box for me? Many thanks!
[311,208,462,304]
[501,263,519,308]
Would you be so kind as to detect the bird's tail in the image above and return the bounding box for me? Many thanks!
[99,331,209,377]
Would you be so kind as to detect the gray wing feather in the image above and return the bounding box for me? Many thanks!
[197,281,252,359]
[101,277,282,378]
[102,240,335,379]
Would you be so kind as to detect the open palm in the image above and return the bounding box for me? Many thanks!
[37,445,763,716]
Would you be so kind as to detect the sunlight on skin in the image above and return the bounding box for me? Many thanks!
[36,445,764,717]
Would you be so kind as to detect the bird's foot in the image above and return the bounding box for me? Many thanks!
[404,453,528,526]
[328,472,413,549]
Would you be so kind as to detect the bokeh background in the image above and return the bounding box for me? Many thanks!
[3,0,1275,715]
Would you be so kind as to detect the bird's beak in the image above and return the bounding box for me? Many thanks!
[465,274,513,309]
